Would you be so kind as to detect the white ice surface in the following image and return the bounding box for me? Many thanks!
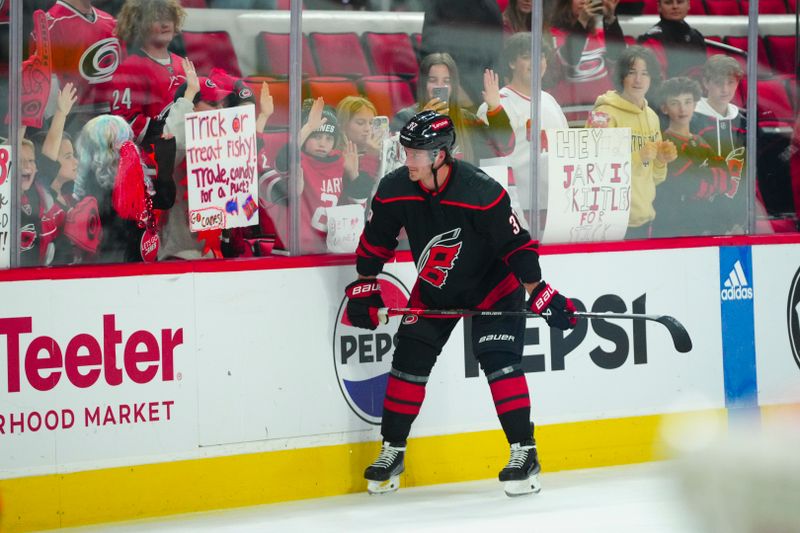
[69,462,703,533]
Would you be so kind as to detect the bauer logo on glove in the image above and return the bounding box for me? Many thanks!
[527,281,577,330]
[345,279,386,330]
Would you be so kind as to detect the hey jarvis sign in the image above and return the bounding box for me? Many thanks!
[333,273,410,425]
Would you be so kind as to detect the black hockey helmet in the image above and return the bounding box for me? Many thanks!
[399,110,456,154]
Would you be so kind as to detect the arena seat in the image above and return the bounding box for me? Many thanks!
[765,35,797,77]
[245,76,291,128]
[689,0,709,15]
[309,32,372,78]
[740,0,789,13]
[305,76,360,108]
[411,32,422,56]
[363,32,418,79]
[724,36,771,74]
[641,0,659,14]
[258,32,317,78]
[705,0,742,15]
[182,30,241,77]
[276,0,304,8]
[361,75,416,118]
[182,0,208,6]
[741,78,795,121]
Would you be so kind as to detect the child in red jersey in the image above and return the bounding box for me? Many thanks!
[265,97,365,254]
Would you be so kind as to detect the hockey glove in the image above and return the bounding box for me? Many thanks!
[528,281,577,330]
[345,279,385,330]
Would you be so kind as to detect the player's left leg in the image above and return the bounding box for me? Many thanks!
[472,291,541,496]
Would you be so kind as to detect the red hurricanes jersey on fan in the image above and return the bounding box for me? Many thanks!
[110,51,186,143]
[37,1,122,114]
[262,151,345,253]
[550,26,615,107]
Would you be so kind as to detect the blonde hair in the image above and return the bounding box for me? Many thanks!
[336,96,377,147]
[115,0,186,49]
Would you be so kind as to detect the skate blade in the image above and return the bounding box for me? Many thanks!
[504,474,542,497]
[367,476,400,495]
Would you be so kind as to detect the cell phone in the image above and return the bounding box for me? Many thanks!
[371,116,389,139]
[431,86,450,103]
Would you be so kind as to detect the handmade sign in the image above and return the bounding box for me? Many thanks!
[185,104,258,232]
[542,128,631,243]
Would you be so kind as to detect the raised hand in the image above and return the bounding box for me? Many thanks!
[259,82,274,121]
[182,58,200,103]
[602,0,619,22]
[56,83,77,116]
[482,69,501,111]
[343,140,359,180]
[306,96,327,131]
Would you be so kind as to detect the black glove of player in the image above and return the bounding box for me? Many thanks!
[528,281,577,330]
[345,279,385,330]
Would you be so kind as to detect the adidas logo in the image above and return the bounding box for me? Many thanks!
[721,260,754,301]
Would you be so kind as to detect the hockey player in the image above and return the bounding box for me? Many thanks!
[343,111,577,497]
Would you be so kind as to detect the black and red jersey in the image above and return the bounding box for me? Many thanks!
[110,50,186,143]
[357,160,541,310]
[37,1,122,114]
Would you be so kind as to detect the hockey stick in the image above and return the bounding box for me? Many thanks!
[377,308,692,353]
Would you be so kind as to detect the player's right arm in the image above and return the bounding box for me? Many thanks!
[346,177,404,330]
[355,182,404,278]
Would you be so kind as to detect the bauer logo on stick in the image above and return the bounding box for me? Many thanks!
[333,273,410,425]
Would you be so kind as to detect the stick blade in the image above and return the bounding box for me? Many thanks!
[655,315,692,353]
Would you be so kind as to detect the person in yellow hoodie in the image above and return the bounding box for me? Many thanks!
[587,46,677,239]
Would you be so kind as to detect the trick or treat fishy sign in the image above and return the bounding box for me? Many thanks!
[542,128,631,243]
[185,104,259,232]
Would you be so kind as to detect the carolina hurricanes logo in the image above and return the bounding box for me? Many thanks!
[418,228,462,288]
[79,37,122,84]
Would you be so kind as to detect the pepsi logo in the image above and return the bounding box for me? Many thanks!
[333,273,410,425]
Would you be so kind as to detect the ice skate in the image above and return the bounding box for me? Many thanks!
[365,441,406,495]
[499,440,541,497]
